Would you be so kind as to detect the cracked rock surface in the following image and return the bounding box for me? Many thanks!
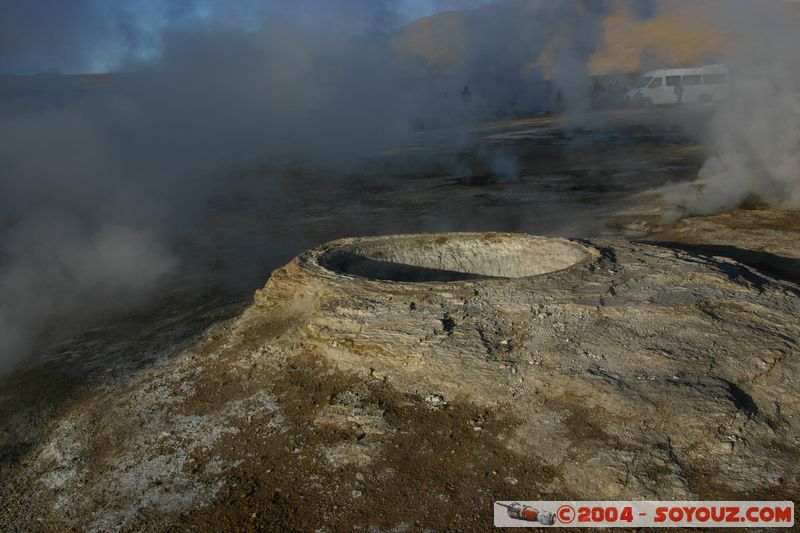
[5,232,799,531]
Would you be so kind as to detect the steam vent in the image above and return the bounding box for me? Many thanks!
[28,233,800,530]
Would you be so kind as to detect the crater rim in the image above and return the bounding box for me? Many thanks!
[314,232,596,283]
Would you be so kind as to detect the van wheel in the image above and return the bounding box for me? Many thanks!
[642,98,654,109]
[699,94,712,104]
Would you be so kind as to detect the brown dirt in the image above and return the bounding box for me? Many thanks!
[170,353,560,532]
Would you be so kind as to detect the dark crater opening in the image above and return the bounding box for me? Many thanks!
[320,251,498,282]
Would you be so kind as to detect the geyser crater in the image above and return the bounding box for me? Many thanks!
[317,233,594,282]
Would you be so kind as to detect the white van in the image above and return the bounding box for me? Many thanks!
[625,64,729,107]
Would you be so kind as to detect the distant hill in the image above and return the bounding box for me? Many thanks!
[397,0,800,77]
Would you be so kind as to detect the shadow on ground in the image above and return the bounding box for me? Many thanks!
[647,241,800,286]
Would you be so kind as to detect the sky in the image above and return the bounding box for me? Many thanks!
[0,0,497,75]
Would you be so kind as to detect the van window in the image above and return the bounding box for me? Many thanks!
[648,77,663,88]
[637,76,653,88]
[683,75,702,86]
[703,73,728,85]
[666,76,681,87]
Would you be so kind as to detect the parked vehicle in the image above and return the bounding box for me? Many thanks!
[625,64,729,107]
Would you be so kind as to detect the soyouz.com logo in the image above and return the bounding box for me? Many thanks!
[494,501,795,528]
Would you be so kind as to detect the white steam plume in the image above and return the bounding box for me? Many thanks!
[665,0,800,216]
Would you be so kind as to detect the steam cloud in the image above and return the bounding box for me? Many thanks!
[408,0,616,181]
[0,0,623,373]
[0,0,418,373]
[664,0,800,216]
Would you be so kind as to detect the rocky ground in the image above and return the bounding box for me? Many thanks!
[1,111,798,531]
[3,227,798,531]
